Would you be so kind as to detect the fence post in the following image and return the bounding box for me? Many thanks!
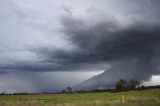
[121,95,125,104]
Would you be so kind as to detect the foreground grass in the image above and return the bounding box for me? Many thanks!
[0,89,160,106]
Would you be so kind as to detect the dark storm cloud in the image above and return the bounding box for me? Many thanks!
[1,2,160,76]
[1,0,160,93]
[23,10,160,75]
[60,13,160,56]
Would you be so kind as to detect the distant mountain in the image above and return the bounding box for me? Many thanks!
[75,58,154,90]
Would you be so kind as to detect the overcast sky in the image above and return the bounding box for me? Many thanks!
[0,0,160,92]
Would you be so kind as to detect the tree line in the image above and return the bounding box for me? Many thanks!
[61,79,160,93]
[61,79,141,93]
[0,79,160,95]
[115,79,140,91]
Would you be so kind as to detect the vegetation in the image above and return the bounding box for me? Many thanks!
[116,79,140,91]
[127,80,140,90]
[0,79,159,106]
[0,89,160,106]
[116,79,127,91]
[66,86,72,93]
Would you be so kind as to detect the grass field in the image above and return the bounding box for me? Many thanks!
[0,89,160,106]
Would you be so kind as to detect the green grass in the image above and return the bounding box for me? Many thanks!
[0,89,160,106]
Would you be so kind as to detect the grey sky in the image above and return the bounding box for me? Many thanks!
[0,0,160,92]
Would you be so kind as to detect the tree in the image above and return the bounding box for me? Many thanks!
[0,91,5,95]
[116,79,127,91]
[66,86,72,93]
[61,90,66,94]
[140,85,145,90]
[127,80,140,90]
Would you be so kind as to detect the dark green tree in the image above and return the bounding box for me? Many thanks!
[61,90,66,94]
[127,80,140,90]
[66,86,72,93]
[116,79,127,91]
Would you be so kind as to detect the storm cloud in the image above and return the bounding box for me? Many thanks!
[0,0,160,92]
[17,7,160,74]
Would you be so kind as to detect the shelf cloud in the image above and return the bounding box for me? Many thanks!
[0,0,160,92]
